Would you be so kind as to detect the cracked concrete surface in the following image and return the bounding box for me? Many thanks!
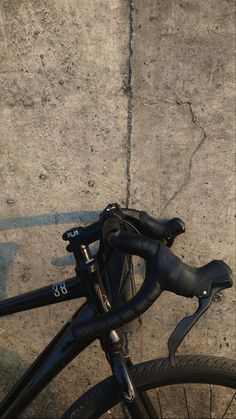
[125,0,134,207]
[0,1,130,416]
[0,0,235,417]
[129,0,235,368]
[160,99,208,215]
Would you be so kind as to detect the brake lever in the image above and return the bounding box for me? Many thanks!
[168,287,223,366]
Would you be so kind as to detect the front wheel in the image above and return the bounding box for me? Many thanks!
[62,355,236,419]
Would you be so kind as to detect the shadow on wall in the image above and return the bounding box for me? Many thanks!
[0,242,20,299]
[0,210,100,299]
[0,211,100,416]
[0,348,58,418]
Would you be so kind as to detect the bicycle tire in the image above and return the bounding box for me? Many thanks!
[61,355,236,419]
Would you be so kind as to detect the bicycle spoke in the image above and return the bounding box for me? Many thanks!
[221,392,236,419]
[210,384,213,419]
[183,385,190,419]
[156,389,163,419]
[106,384,235,419]
[71,356,236,418]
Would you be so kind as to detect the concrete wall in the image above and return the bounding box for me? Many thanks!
[0,0,235,417]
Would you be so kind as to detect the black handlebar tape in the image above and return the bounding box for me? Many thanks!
[71,227,232,340]
[72,234,162,341]
[122,208,140,223]
[122,208,185,242]
[108,231,159,258]
[139,211,185,240]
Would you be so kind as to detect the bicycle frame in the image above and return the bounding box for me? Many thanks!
[0,276,98,418]
[0,272,156,419]
[1,205,232,418]
[0,207,160,419]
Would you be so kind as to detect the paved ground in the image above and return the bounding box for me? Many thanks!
[0,0,235,417]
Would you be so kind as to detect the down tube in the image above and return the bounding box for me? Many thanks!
[0,303,97,419]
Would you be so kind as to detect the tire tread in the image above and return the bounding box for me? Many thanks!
[62,355,236,419]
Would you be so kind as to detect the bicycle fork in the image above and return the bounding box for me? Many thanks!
[104,331,159,419]
[75,243,159,419]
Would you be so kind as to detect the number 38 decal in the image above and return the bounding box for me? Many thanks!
[52,282,68,297]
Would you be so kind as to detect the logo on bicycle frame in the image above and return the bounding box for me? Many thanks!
[67,229,81,238]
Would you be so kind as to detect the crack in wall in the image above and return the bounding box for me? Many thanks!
[161,99,207,215]
[125,0,134,208]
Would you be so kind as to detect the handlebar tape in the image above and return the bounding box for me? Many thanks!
[63,206,185,248]
[72,234,162,340]
[139,211,185,241]
[122,208,185,244]
[71,220,232,340]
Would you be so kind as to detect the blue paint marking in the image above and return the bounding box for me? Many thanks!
[0,242,20,299]
[0,210,100,296]
[0,211,99,231]
[51,255,75,266]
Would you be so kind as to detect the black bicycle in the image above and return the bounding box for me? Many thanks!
[0,203,235,419]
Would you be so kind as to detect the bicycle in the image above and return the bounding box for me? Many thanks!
[0,203,235,418]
